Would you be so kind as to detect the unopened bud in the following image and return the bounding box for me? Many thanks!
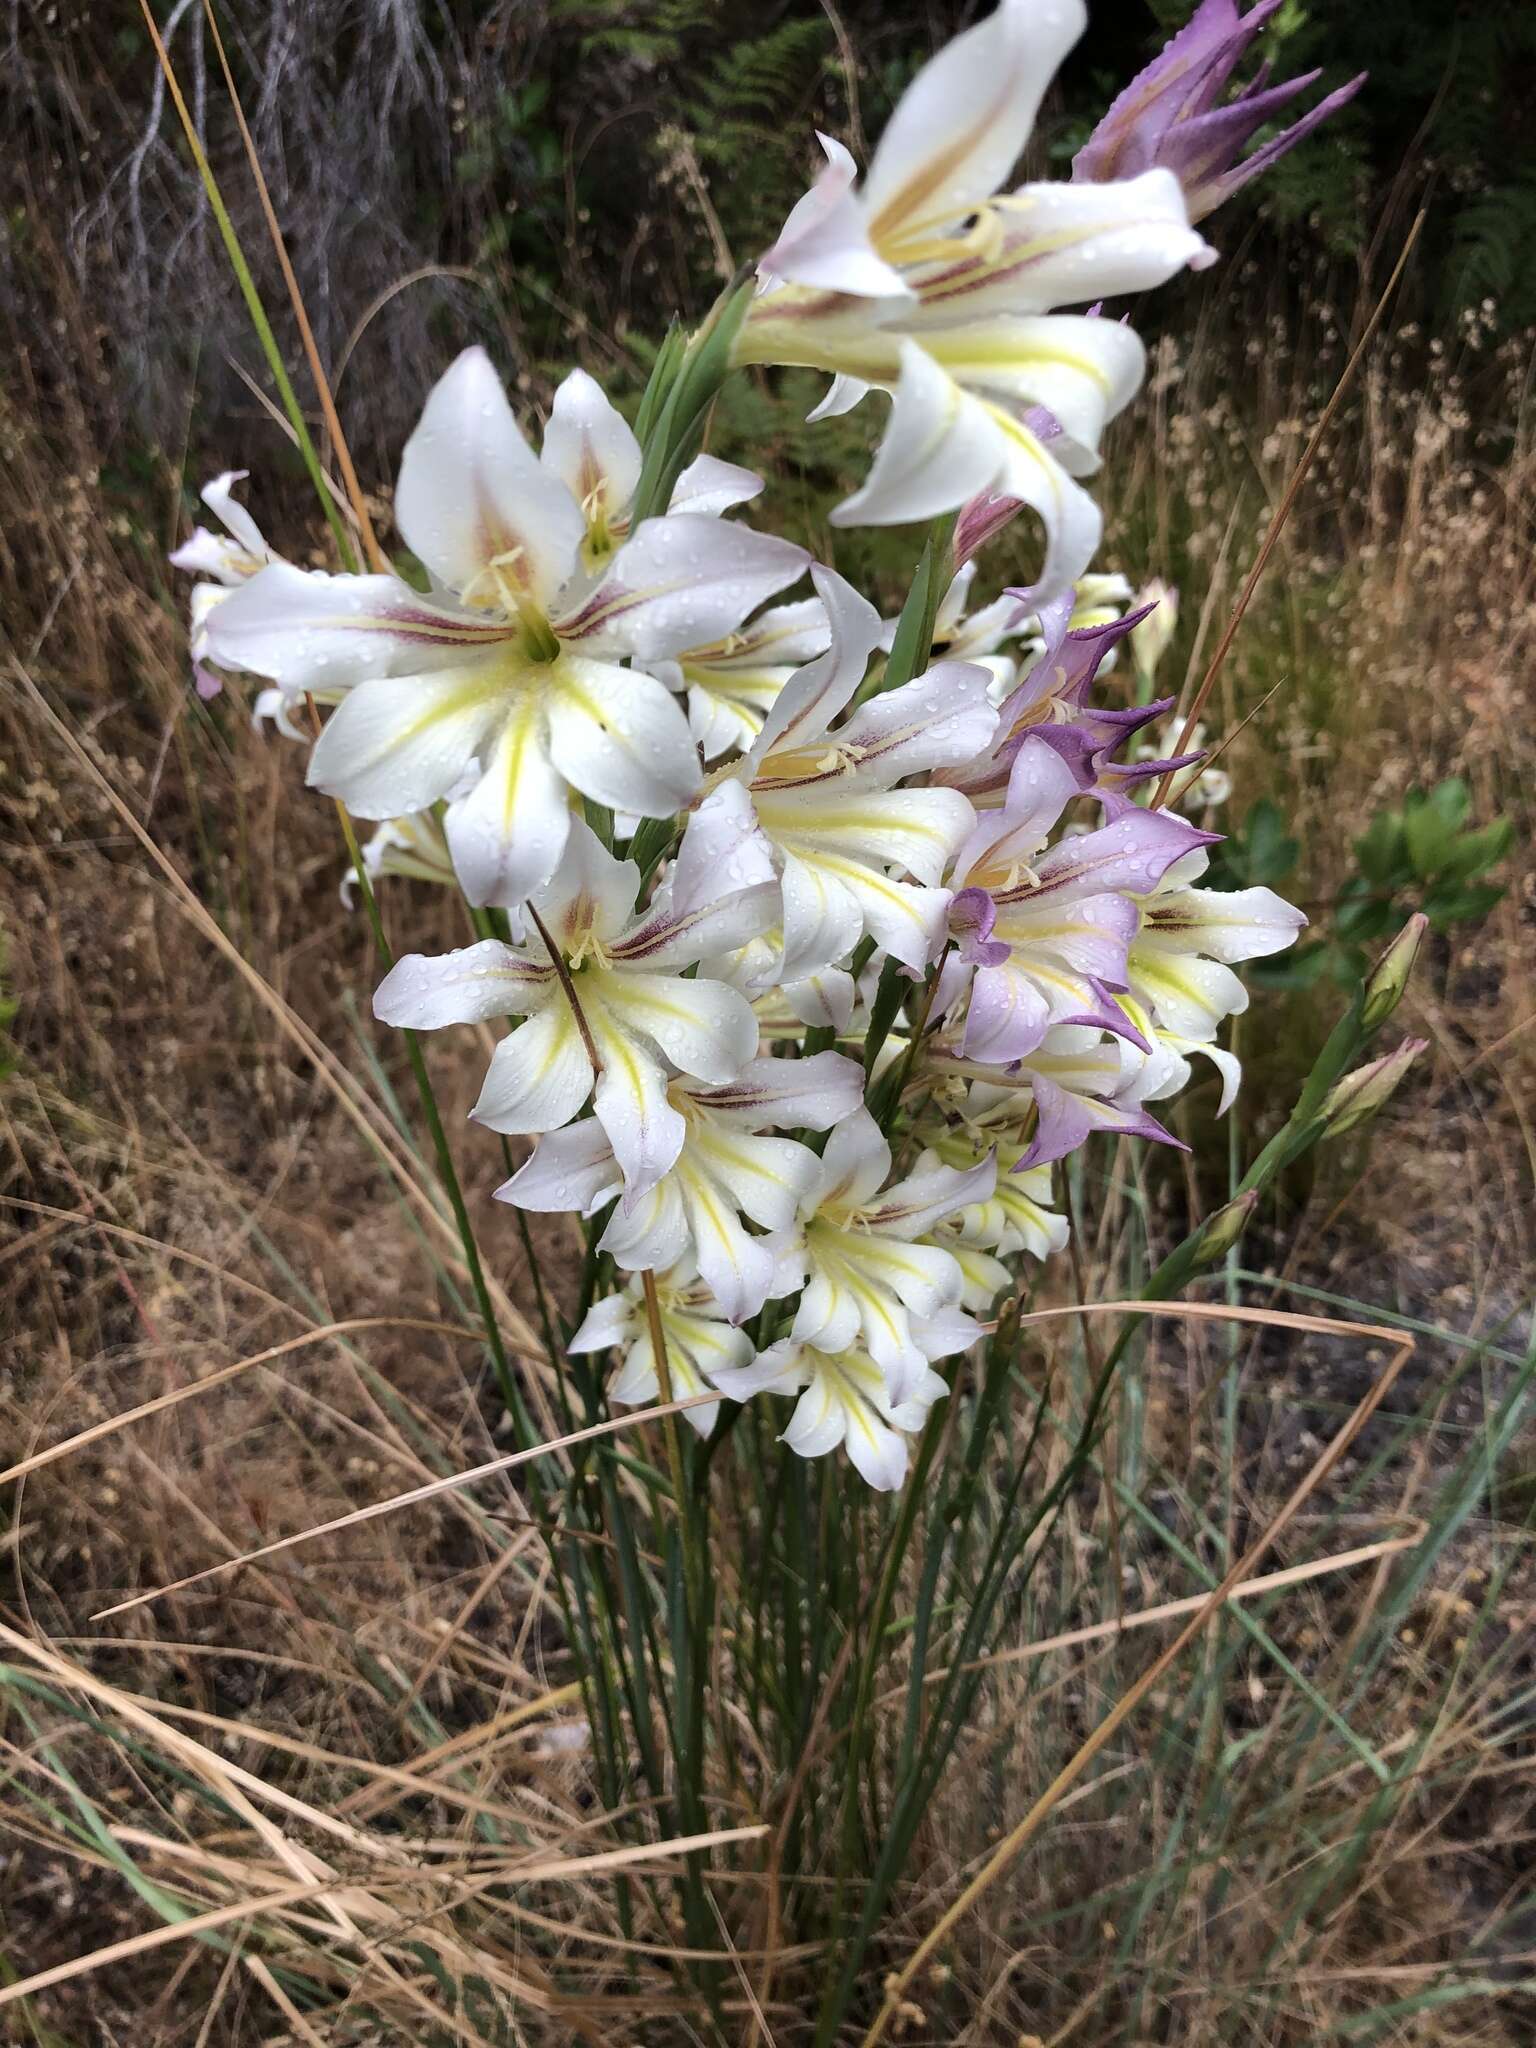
[1361,914,1427,1032]
[1322,1038,1428,1137]
[1130,579,1178,686]
[1191,1190,1257,1268]
[953,488,1023,568]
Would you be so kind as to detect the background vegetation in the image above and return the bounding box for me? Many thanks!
[1,2,1533,2042]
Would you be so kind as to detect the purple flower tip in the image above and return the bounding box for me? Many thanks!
[1074,0,1364,225]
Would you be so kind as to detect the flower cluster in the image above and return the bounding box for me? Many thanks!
[176,0,1336,1488]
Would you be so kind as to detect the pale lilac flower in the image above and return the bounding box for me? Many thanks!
[939,597,1164,808]
[1074,0,1365,225]
[204,348,807,906]
[738,0,1213,589]
[373,816,775,1196]
[937,735,1208,1064]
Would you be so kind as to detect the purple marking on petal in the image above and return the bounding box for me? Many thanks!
[1021,404,1063,446]
[194,664,224,701]
[948,887,1012,968]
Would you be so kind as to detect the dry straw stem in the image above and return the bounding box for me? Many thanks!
[90,1389,723,1617]
[0,1316,477,1487]
[1157,210,1426,806]
[10,663,547,1363]
[198,0,386,569]
[874,1523,1424,1707]
[858,1296,1418,2048]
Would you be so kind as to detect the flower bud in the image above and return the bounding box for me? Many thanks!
[1321,1038,1428,1138]
[1190,1190,1257,1269]
[1130,580,1178,688]
[1361,914,1428,1032]
[953,488,1023,569]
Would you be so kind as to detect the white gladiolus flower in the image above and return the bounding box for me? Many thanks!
[643,597,831,761]
[373,816,776,1195]
[340,806,457,905]
[1128,847,1307,1043]
[713,1339,949,1491]
[915,1127,1068,1263]
[777,1107,996,1400]
[737,0,1213,588]
[567,1262,754,1438]
[692,566,998,983]
[203,348,808,906]
[169,471,280,686]
[497,1051,864,1323]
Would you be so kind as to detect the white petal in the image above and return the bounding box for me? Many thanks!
[680,1177,778,1324]
[567,1294,635,1353]
[204,562,511,690]
[1138,885,1307,964]
[471,1008,595,1134]
[596,971,759,1085]
[396,346,586,604]
[784,968,857,1032]
[868,1153,998,1240]
[200,469,269,561]
[668,453,764,517]
[748,565,884,767]
[540,367,642,525]
[917,315,1145,470]
[818,857,953,973]
[601,1175,691,1271]
[792,1272,863,1357]
[768,787,974,887]
[532,817,641,948]
[692,1050,864,1131]
[831,343,1008,529]
[615,882,780,971]
[838,661,999,780]
[920,171,1212,317]
[588,1011,687,1195]
[862,0,1087,250]
[807,374,873,422]
[710,1339,807,1404]
[306,670,505,819]
[567,514,809,662]
[719,596,832,668]
[760,133,912,297]
[1128,949,1248,1040]
[815,1107,892,1212]
[170,526,252,585]
[373,938,551,1029]
[545,655,702,818]
[691,1126,822,1232]
[671,781,780,906]
[778,851,865,984]
[494,1120,622,1215]
[443,706,572,907]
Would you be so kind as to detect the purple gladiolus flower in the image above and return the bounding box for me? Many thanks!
[1073,0,1365,224]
